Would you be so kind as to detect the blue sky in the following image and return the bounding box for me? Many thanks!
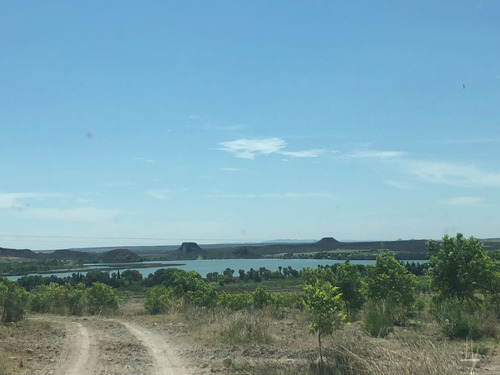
[1,1,500,250]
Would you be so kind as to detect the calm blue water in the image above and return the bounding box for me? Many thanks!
[7,258,427,281]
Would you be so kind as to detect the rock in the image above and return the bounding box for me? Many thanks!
[222,357,232,368]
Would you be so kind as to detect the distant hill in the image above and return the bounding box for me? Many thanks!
[98,248,143,263]
[173,242,207,259]
[2,236,499,262]
[0,247,143,263]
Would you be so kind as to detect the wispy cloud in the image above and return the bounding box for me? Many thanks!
[430,138,499,145]
[0,192,54,210]
[218,138,286,159]
[345,150,406,159]
[146,189,170,200]
[406,160,500,187]
[221,167,242,172]
[202,123,247,131]
[101,181,136,187]
[133,157,155,163]
[279,149,324,158]
[21,207,120,222]
[218,138,326,160]
[384,180,423,190]
[442,197,486,206]
[216,192,334,199]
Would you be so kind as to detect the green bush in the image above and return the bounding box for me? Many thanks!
[0,279,29,322]
[145,285,175,314]
[186,279,218,307]
[217,292,253,310]
[430,297,483,339]
[85,282,119,315]
[252,285,274,309]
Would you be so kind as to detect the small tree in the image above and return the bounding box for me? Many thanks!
[428,233,494,303]
[334,260,366,320]
[303,280,346,368]
[85,282,119,315]
[366,252,416,323]
[0,279,29,322]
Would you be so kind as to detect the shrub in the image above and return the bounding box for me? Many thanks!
[85,282,119,315]
[363,300,393,338]
[217,292,253,311]
[0,279,29,322]
[430,297,483,339]
[252,285,274,309]
[365,253,416,323]
[145,285,175,314]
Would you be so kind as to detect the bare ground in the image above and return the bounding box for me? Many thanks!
[0,297,499,375]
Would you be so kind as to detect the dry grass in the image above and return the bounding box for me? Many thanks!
[317,324,473,375]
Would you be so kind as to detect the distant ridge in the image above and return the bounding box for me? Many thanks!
[0,247,143,263]
[175,242,207,258]
[3,236,499,261]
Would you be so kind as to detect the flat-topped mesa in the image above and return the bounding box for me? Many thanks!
[177,242,207,257]
[314,237,341,249]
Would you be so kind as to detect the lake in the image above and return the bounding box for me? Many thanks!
[8,258,427,280]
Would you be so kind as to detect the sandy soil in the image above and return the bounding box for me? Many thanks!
[5,314,193,375]
[0,297,499,375]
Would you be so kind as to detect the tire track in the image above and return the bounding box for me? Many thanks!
[54,321,92,375]
[120,320,189,375]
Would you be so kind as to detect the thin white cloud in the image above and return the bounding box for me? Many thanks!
[21,207,120,222]
[203,123,247,131]
[218,138,286,159]
[406,160,500,187]
[443,197,486,206]
[430,138,499,145]
[384,180,423,190]
[221,167,242,172]
[101,181,136,187]
[133,157,155,163]
[279,149,325,158]
[0,192,54,210]
[219,192,334,199]
[345,150,406,159]
[146,189,170,200]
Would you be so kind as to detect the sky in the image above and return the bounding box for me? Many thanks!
[1,1,500,250]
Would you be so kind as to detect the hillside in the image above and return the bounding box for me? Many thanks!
[0,247,143,263]
[2,236,499,262]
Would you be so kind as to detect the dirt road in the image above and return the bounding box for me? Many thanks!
[29,315,191,375]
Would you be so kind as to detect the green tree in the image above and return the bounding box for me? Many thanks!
[334,260,366,320]
[85,282,119,315]
[121,270,143,284]
[145,285,174,314]
[303,280,346,368]
[252,285,274,309]
[0,279,29,322]
[366,252,416,323]
[428,233,494,302]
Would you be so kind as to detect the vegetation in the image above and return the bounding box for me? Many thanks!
[0,259,82,276]
[428,234,500,339]
[303,279,346,367]
[1,232,499,373]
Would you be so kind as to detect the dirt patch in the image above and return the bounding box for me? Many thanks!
[0,314,190,374]
[1,301,499,375]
